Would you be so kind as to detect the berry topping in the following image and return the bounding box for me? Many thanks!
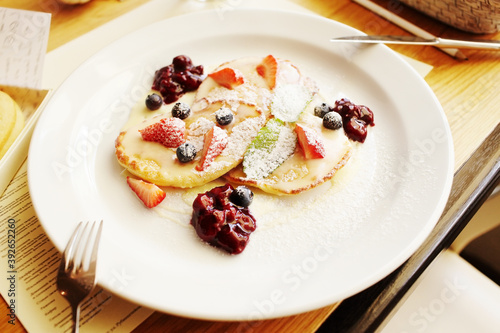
[196,126,228,171]
[152,55,204,104]
[126,177,166,208]
[332,98,375,143]
[208,67,245,89]
[229,186,254,207]
[322,111,343,130]
[333,98,356,119]
[355,105,375,125]
[191,184,257,254]
[243,118,297,180]
[215,107,234,126]
[256,54,278,89]
[314,102,333,118]
[344,118,368,143]
[145,93,163,110]
[271,84,313,122]
[176,142,197,163]
[171,102,191,119]
[139,117,186,148]
[295,124,326,159]
[172,55,192,71]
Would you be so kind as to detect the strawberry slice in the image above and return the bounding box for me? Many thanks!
[126,177,166,208]
[295,124,325,159]
[208,67,245,89]
[196,126,228,171]
[139,117,186,148]
[256,54,278,89]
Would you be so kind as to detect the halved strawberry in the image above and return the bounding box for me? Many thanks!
[208,67,245,89]
[126,177,166,208]
[139,117,186,148]
[256,54,278,89]
[196,126,228,171]
[295,124,325,159]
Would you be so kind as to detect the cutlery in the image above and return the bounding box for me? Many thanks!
[56,221,103,333]
[330,35,500,50]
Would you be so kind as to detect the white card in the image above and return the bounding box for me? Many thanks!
[0,8,51,89]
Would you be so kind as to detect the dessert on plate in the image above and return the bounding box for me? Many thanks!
[114,54,374,254]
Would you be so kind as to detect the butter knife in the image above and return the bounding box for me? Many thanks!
[330,35,500,50]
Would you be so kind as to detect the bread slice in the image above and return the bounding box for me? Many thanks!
[0,91,24,159]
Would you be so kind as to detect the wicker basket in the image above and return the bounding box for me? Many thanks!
[399,0,500,33]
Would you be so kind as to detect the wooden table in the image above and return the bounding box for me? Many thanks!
[1,0,499,332]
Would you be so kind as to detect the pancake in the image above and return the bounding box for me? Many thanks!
[225,109,352,195]
[115,101,265,188]
[115,55,318,188]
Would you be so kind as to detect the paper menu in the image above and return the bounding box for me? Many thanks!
[0,7,50,89]
[0,162,153,332]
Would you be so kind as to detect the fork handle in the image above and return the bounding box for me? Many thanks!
[72,305,80,333]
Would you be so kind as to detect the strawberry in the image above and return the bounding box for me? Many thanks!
[196,126,228,171]
[126,177,166,208]
[295,124,325,159]
[139,117,186,148]
[256,54,278,89]
[208,67,245,89]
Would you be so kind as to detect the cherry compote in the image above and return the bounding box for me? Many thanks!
[152,55,204,104]
[333,98,375,143]
[191,184,256,255]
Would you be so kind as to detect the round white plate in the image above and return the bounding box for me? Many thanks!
[28,9,453,320]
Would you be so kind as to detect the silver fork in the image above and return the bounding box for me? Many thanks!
[57,220,103,333]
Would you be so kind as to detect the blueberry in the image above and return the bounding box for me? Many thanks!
[171,102,191,119]
[323,111,343,130]
[176,142,197,163]
[229,186,254,207]
[215,107,234,126]
[145,93,163,110]
[314,102,333,118]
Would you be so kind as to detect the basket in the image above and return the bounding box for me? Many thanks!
[398,0,500,33]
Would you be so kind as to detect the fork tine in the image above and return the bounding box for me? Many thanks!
[87,220,103,274]
[57,220,103,333]
[63,222,85,271]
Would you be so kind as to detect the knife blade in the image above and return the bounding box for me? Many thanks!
[330,35,500,50]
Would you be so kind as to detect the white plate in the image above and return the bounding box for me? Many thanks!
[28,9,453,320]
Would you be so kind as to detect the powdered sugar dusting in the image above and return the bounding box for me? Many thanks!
[243,119,297,180]
[271,83,313,122]
[186,117,214,151]
[202,85,271,112]
[222,116,265,159]
[247,130,379,259]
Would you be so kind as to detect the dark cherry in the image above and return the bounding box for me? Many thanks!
[152,55,204,104]
[331,98,375,142]
[333,98,356,119]
[191,184,257,254]
[355,105,375,126]
[172,55,193,71]
[344,118,368,143]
